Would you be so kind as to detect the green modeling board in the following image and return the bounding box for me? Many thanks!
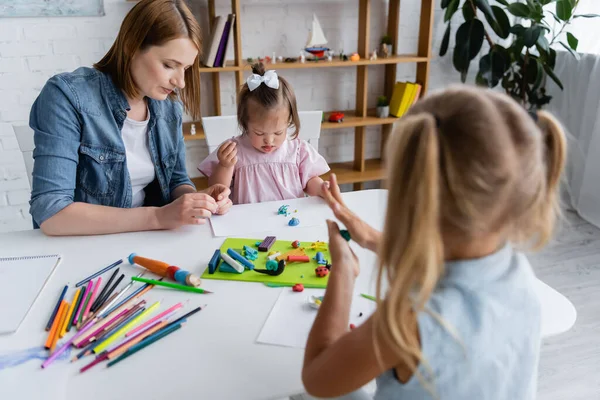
[201,237,330,287]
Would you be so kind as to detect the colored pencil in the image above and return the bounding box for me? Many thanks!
[131,277,212,294]
[159,306,202,333]
[75,259,123,287]
[93,302,160,354]
[59,297,77,338]
[90,267,120,312]
[94,273,125,315]
[49,302,69,353]
[360,293,376,301]
[45,285,68,331]
[83,277,101,321]
[79,352,109,373]
[106,323,183,368]
[44,300,67,349]
[74,281,93,326]
[101,277,153,317]
[66,288,83,332]
[102,320,169,365]
[73,307,132,348]
[77,290,93,328]
[42,318,95,368]
[84,307,147,356]
[125,302,182,338]
[72,340,98,362]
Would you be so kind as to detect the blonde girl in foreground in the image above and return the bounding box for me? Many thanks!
[302,86,566,400]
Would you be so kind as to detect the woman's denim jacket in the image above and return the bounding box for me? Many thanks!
[29,67,194,228]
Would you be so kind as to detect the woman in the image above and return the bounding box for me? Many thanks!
[29,0,231,236]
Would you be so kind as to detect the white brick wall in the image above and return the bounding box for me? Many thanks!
[0,0,460,232]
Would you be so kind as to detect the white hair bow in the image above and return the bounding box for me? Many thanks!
[247,70,280,91]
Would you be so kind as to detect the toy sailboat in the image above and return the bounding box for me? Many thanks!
[304,14,329,58]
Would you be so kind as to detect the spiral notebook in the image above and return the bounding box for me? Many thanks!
[0,254,61,334]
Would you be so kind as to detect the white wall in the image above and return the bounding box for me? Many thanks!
[0,0,458,232]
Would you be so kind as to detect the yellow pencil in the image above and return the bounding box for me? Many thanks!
[44,300,66,349]
[92,301,160,354]
[60,290,80,338]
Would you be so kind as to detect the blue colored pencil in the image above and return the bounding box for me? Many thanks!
[45,285,68,331]
[106,322,183,368]
[75,259,123,288]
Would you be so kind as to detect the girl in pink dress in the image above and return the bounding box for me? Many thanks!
[198,63,330,205]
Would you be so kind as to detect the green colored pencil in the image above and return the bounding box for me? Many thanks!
[66,288,83,332]
[360,293,376,301]
[264,282,327,289]
[77,291,93,326]
[131,277,212,294]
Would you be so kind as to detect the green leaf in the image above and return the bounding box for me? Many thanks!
[463,1,475,21]
[543,63,563,90]
[475,0,496,24]
[532,59,544,91]
[536,34,550,53]
[567,32,578,51]
[507,3,531,18]
[510,24,526,35]
[556,0,573,21]
[486,6,510,39]
[441,0,451,8]
[495,0,509,6]
[548,48,557,69]
[453,19,486,81]
[479,46,509,87]
[549,11,562,23]
[523,25,542,48]
[574,14,600,18]
[440,23,451,57]
[445,0,460,22]
[559,41,580,60]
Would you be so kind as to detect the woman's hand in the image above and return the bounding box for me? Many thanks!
[155,192,219,229]
[326,219,359,278]
[322,173,381,253]
[217,140,238,168]
[203,184,233,215]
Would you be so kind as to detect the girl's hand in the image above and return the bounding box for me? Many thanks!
[326,219,359,278]
[155,193,218,229]
[322,173,381,253]
[217,141,238,168]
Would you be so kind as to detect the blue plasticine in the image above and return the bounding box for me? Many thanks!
[266,260,278,271]
[128,253,137,264]
[288,217,300,226]
[208,249,221,274]
[255,241,262,247]
[219,262,242,274]
[227,248,255,270]
[243,245,258,260]
[314,252,327,265]
[174,269,188,284]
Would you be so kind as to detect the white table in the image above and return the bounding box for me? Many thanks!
[0,190,576,400]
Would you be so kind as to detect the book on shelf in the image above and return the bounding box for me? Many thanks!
[202,14,236,68]
[389,81,422,117]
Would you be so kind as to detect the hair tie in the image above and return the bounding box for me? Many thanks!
[246,70,279,91]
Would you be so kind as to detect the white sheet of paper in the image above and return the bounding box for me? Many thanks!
[0,255,61,334]
[256,288,377,349]
[209,196,334,237]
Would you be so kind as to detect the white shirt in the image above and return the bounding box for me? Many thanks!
[121,115,155,208]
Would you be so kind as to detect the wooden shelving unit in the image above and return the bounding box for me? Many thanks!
[187,0,435,190]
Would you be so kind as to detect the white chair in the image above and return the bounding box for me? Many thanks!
[201,110,324,153]
[13,125,35,188]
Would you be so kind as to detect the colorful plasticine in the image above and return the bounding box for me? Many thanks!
[243,245,258,260]
[220,253,245,273]
[258,236,276,252]
[227,248,255,270]
[288,255,310,263]
[208,249,221,274]
[314,252,327,265]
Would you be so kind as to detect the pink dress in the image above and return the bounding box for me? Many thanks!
[198,135,330,205]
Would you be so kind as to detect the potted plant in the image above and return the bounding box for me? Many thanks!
[380,35,393,58]
[439,0,599,110]
[377,96,389,118]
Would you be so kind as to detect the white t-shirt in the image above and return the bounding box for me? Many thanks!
[121,115,155,208]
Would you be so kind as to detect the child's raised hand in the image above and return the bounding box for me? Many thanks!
[217,140,238,168]
[326,219,360,278]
